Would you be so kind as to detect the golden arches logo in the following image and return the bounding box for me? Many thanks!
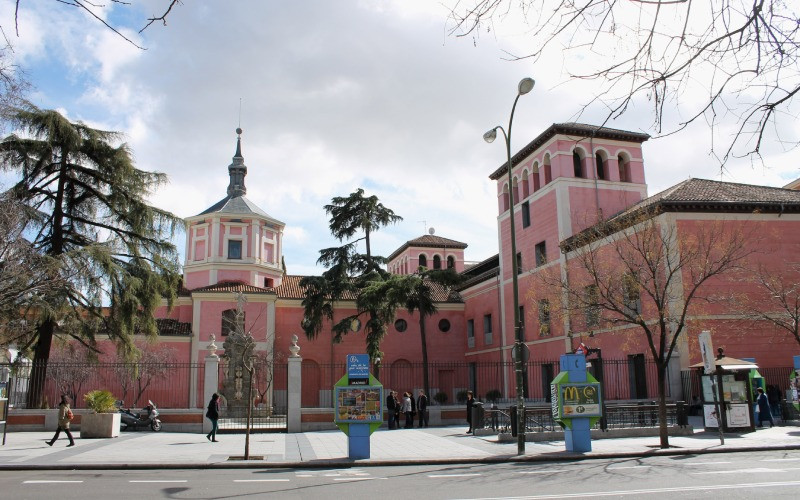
[563,386,580,401]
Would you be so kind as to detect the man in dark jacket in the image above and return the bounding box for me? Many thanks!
[417,390,429,427]
[386,390,397,429]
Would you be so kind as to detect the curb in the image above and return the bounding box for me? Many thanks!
[2,444,799,471]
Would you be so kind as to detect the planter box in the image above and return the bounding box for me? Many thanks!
[80,412,120,438]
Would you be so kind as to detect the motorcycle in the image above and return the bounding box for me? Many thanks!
[117,400,162,432]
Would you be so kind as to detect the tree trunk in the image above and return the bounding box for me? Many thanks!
[27,319,55,408]
[245,368,253,460]
[657,363,670,449]
[419,313,430,397]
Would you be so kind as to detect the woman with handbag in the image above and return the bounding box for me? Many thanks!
[206,393,220,442]
[46,394,75,447]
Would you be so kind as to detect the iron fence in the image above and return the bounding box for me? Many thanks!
[300,358,674,408]
[2,361,204,409]
[482,401,687,433]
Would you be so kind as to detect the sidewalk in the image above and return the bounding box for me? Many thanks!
[1,424,798,470]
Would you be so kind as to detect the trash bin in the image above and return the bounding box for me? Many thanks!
[509,405,517,437]
[471,401,484,430]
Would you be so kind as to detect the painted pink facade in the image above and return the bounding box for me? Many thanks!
[54,123,800,407]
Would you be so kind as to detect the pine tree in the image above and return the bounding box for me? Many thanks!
[300,189,402,373]
[0,104,182,406]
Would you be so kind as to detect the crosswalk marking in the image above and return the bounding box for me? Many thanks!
[233,479,290,482]
[428,473,482,478]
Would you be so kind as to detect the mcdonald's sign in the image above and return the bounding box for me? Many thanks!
[557,383,602,418]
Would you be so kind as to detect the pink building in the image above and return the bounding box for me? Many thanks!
[120,123,800,407]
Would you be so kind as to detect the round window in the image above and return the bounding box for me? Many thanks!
[394,319,408,332]
[350,318,362,332]
[438,319,451,332]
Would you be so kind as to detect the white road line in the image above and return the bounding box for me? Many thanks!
[333,477,378,481]
[762,458,800,462]
[691,467,783,475]
[607,465,651,469]
[129,480,188,483]
[681,461,731,465]
[24,480,84,484]
[517,470,567,474]
[428,473,482,478]
[233,479,290,482]
[296,474,313,477]
[452,480,800,499]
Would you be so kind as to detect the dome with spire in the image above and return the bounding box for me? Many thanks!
[193,128,282,224]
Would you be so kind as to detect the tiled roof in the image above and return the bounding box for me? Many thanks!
[387,234,468,261]
[563,178,800,250]
[489,122,650,180]
[274,275,462,303]
[190,281,276,295]
[156,318,192,336]
[193,194,284,226]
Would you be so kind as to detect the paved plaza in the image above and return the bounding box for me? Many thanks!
[1,422,798,469]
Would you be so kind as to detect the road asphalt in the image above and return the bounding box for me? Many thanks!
[1,421,798,470]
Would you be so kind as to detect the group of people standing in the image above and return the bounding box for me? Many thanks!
[385,389,428,429]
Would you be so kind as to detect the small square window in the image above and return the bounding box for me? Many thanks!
[228,240,242,259]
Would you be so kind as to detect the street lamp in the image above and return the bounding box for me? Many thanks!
[484,77,534,455]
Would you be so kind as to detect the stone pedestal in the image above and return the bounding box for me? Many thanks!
[203,335,220,435]
[287,335,302,433]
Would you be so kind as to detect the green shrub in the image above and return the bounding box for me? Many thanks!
[84,390,117,413]
[433,391,448,405]
[486,389,502,403]
[456,390,468,403]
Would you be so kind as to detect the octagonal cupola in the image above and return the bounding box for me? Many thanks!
[182,128,286,291]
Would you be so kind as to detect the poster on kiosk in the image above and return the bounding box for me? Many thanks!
[334,354,382,459]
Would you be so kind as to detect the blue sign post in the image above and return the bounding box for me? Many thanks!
[551,354,603,453]
[335,354,382,459]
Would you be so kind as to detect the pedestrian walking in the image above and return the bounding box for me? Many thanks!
[466,390,475,434]
[386,389,397,429]
[409,390,417,428]
[417,389,429,428]
[206,393,220,441]
[402,392,413,428]
[46,394,75,447]
[756,388,774,428]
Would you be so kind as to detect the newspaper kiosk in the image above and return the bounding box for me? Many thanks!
[691,349,757,433]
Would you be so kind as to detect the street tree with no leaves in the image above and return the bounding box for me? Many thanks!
[539,206,754,448]
[448,0,800,166]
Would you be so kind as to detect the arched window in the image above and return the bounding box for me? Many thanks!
[418,254,427,269]
[512,177,520,205]
[596,152,606,180]
[433,255,442,269]
[532,162,541,192]
[447,255,455,269]
[544,155,552,184]
[618,153,631,182]
[573,150,584,178]
[501,184,510,212]
[521,169,530,199]
[221,309,243,337]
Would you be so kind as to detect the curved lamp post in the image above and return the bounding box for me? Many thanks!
[484,77,534,455]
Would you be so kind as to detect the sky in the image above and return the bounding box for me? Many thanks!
[2,1,799,276]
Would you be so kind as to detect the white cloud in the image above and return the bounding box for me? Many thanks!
[5,0,800,277]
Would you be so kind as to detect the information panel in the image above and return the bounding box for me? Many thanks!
[559,383,602,417]
[335,386,383,423]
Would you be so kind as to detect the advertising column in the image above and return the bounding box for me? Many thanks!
[550,354,602,452]
[334,354,383,459]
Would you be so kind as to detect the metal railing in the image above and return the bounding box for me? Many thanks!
[481,401,688,433]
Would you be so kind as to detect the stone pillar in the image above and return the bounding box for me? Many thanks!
[287,335,302,433]
[203,335,220,435]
